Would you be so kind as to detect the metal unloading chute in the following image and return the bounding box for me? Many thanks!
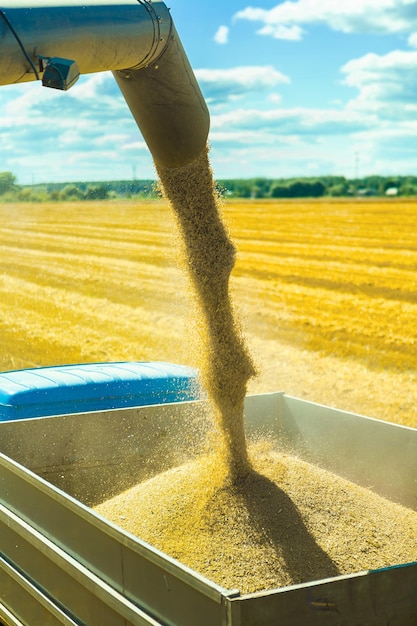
[0,0,209,169]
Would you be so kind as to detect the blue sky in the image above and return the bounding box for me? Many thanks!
[2,0,417,183]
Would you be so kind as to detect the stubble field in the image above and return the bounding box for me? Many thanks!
[0,197,416,427]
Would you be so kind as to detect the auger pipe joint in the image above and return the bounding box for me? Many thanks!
[0,0,209,168]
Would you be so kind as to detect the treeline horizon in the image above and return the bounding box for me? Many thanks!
[1,171,417,201]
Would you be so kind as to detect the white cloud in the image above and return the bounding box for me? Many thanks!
[3,35,417,182]
[258,23,304,40]
[269,93,283,103]
[1,83,55,124]
[214,25,229,44]
[195,66,290,104]
[234,8,304,39]
[211,106,372,135]
[209,137,360,179]
[207,94,417,176]
[234,0,417,39]
[342,49,417,117]
[196,66,290,87]
[0,74,153,183]
[121,141,148,151]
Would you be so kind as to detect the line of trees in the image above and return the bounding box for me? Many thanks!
[1,171,417,202]
[0,173,156,202]
[217,175,417,198]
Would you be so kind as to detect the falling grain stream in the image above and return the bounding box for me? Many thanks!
[95,147,417,593]
[156,146,256,481]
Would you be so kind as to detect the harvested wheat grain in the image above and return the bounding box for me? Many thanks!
[104,146,417,596]
[95,441,417,594]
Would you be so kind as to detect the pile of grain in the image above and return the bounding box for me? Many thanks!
[102,145,415,594]
[156,147,256,481]
[95,441,417,594]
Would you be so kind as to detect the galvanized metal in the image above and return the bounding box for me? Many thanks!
[0,500,163,625]
[1,393,416,510]
[113,24,210,168]
[243,393,417,511]
[228,564,417,626]
[0,0,209,167]
[0,1,171,84]
[0,400,211,505]
[0,393,416,624]
[0,453,231,626]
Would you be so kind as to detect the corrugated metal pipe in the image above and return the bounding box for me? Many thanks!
[0,0,209,168]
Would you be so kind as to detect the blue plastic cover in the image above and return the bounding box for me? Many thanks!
[0,362,199,421]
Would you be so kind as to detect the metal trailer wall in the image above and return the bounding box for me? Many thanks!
[0,393,416,625]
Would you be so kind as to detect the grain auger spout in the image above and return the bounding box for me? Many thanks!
[0,0,209,169]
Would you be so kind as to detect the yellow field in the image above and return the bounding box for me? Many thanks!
[1,198,416,427]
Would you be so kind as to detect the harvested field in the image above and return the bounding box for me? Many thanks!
[0,198,416,427]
